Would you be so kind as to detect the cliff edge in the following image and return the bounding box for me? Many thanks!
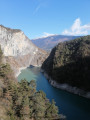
[0,25,48,76]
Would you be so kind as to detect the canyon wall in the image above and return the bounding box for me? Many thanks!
[0,25,47,76]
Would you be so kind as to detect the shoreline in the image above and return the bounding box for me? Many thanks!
[16,67,90,99]
[41,69,90,99]
[16,64,41,78]
[15,67,27,77]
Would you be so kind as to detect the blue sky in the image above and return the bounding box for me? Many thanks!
[0,0,90,39]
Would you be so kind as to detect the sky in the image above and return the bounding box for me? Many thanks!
[0,0,90,39]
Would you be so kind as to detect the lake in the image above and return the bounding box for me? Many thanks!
[18,66,90,120]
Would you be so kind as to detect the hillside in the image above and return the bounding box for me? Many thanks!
[0,46,65,120]
[42,35,90,97]
[32,35,80,51]
[0,25,48,76]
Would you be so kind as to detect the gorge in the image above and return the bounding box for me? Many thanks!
[0,25,90,120]
[0,25,61,120]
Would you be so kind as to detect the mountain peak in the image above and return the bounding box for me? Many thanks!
[0,25,35,56]
[0,24,21,33]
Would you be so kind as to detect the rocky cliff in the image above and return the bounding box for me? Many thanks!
[0,25,48,76]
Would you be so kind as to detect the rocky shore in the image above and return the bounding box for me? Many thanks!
[41,69,90,99]
[15,67,27,77]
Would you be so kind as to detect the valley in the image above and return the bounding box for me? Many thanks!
[1,1,90,120]
[0,25,90,120]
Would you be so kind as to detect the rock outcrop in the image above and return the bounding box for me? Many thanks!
[0,25,48,76]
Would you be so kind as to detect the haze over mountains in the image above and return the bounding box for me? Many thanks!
[32,35,80,51]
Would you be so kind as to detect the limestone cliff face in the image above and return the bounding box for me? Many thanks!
[0,25,48,76]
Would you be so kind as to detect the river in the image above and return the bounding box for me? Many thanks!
[18,66,90,120]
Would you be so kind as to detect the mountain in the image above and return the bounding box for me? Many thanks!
[32,35,80,51]
[42,35,90,98]
[0,25,48,76]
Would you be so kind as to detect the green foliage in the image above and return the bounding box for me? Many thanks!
[0,63,12,77]
[4,79,60,120]
[42,35,90,91]
[29,80,36,89]
[45,100,59,119]
[0,44,62,120]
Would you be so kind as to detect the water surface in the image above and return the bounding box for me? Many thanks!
[18,67,90,120]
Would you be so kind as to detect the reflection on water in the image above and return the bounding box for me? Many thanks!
[18,67,90,120]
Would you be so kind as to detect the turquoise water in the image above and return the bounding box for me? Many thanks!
[18,67,90,120]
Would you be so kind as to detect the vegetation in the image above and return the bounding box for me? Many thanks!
[0,46,62,120]
[42,35,90,91]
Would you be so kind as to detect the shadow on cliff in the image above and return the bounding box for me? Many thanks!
[44,56,90,92]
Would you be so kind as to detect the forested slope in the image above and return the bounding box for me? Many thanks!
[0,47,64,120]
[42,35,90,92]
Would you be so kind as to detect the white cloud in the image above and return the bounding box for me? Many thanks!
[62,18,90,35]
[41,32,55,37]
[33,32,56,39]
[33,5,41,15]
[33,0,48,15]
